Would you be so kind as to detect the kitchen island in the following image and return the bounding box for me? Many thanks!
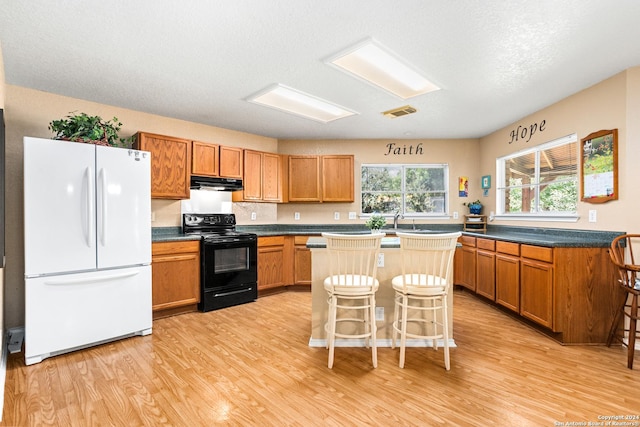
[306,235,454,348]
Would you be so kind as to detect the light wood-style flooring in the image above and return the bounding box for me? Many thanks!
[2,288,639,426]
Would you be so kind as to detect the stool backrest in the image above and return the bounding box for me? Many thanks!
[610,234,640,294]
[321,232,385,288]
[396,231,462,290]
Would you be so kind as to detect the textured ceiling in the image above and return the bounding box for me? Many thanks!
[2,0,640,140]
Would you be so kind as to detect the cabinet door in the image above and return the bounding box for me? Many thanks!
[322,155,354,202]
[192,141,219,176]
[496,254,520,312]
[476,249,496,300]
[520,259,554,329]
[262,153,282,202]
[136,132,191,199]
[243,150,263,200]
[457,245,477,291]
[151,241,200,314]
[289,155,321,202]
[219,146,243,178]
[258,236,286,290]
[294,236,311,286]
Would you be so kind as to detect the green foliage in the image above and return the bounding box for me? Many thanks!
[365,214,386,230]
[463,199,482,207]
[48,112,133,147]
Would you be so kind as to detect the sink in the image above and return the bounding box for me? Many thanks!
[385,229,434,235]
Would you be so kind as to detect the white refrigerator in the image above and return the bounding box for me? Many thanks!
[23,136,152,365]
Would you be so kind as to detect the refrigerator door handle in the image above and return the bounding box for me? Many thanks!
[84,166,94,248]
[43,270,140,286]
[99,167,107,247]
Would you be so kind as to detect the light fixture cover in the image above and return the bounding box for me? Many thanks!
[246,84,356,123]
[326,38,440,99]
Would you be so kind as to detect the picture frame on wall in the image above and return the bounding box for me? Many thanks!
[580,129,618,204]
[481,175,491,189]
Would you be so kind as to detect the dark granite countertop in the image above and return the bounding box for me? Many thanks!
[153,224,624,248]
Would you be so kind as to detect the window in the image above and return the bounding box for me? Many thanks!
[361,164,449,216]
[496,134,578,217]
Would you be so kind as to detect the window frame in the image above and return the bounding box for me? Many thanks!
[495,133,579,222]
[360,163,450,218]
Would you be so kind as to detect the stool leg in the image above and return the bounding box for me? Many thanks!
[628,294,638,369]
[392,293,400,349]
[327,294,337,369]
[399,294,408,368]
[370,294,377,368]
[442,294,450,371]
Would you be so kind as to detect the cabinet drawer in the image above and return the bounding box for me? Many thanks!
[521,245,553,263]
[476,238,495,251]
[459,235,477,247]
[496,241,520,256]
[152,240,200,256]
[294,235,310,245]
[258,236,285,247]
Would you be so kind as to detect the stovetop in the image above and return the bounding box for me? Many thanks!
[183,213,257,243]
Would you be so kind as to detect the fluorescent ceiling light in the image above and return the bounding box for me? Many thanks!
[247,84,356,123]
[327,39,440,99]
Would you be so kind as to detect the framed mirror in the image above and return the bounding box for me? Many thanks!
[580,128,618,203]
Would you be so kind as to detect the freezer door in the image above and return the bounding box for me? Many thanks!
[96,146,151,268]
[25,266,152,365]
[24,137,97,275]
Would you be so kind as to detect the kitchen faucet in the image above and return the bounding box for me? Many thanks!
[393,211,403,229]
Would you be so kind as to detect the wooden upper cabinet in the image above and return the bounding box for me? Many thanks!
[135,132,191,199]
[219,146,243,179]
[322,155,354,202]
[191,141,219,177]
[288,155,322,202]
[262,153,283,202]
[242,150,263,201]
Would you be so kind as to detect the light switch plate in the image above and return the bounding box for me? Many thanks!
[349,212,357,220]
[334,212,340,220]
[294,212,300,220]
[588,210,597,222]
[251,212,257,221]
[453,211,459,220]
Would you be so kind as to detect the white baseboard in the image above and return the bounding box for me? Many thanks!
[0,329,8,422]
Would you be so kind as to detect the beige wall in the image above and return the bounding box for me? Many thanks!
[277,138,481,226]
[479,69,636,232]
[3,85,277,328]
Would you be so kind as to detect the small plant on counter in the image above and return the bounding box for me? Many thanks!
[48,111,134,147]
[463,199,483,214]
[365,214,386,231]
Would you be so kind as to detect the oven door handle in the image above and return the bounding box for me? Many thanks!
[214,287,254,298]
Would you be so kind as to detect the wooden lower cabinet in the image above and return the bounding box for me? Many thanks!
[258,236,287,291]
[520,258,554,329]
[293,236,311,286]
[495,253,520,313]
[454,236,476,291]
[476,249,496,300]
[454,234,619,344]
[151,241,200,319]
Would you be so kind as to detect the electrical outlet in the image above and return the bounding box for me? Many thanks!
[588,210,597,223]
[334,212,340,220]
[375,307,384,321]
[294,212,300,220]
[453,211,459,220]
[251,212,257,221]
[377,253,384,267]
[349,212,357,220]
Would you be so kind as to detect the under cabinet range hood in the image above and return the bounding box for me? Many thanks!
[190,176,243,191]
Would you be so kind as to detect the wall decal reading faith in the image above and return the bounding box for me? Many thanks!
[508,120,546,144]
[384,142,423,155]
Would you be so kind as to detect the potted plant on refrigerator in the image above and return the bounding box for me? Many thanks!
[48,112,133,147]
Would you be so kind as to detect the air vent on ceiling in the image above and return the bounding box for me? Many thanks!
[382,105,417,118]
